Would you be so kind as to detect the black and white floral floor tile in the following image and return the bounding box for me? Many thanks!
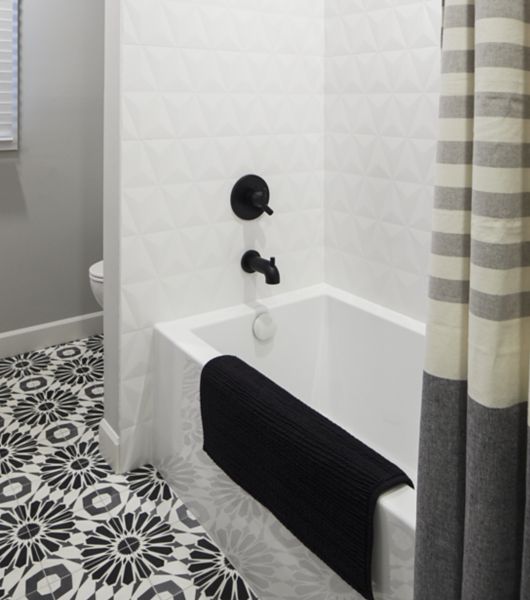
[0,336,258,600]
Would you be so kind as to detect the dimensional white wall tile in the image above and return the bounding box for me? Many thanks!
[117,0,325,470]
[325,0,441,322]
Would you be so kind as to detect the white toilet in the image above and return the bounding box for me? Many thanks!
[89,261,104,307]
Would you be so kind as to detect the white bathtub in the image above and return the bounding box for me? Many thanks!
[153,284,425,600]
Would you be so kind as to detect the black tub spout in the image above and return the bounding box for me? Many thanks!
[241,250,280,285]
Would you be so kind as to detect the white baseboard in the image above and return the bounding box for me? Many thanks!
[0,312,103,359]
[99,418,120,472]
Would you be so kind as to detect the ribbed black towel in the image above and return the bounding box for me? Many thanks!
[200,355,413,600]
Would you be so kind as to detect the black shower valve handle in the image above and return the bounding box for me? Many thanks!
[250,190,274,216]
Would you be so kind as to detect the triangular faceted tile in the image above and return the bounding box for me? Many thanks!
[324,0,440,322]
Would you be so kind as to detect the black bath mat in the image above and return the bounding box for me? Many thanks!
[200,355,413,600]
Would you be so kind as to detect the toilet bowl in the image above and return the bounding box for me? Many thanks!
[89,261,104,308]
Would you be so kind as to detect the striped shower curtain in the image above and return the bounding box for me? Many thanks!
[414,1,530,599]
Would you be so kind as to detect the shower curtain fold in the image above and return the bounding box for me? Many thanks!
[414,1,530,599]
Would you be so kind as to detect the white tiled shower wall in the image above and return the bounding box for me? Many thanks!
[112,0,326,469]
[105,0,441,470]
[325,0,441,319]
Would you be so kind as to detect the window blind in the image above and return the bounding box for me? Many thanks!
[0,0,17,150]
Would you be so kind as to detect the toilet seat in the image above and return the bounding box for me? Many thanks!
[89,261,104,282]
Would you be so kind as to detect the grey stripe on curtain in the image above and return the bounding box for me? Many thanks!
[414,1,530,599]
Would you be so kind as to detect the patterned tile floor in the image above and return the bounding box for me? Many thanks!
[0,336,258,600]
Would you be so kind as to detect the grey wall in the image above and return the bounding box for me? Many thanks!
[0,0,104,333]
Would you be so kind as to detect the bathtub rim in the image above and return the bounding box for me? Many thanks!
[154,282,424,534]
[155,283,425,359]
